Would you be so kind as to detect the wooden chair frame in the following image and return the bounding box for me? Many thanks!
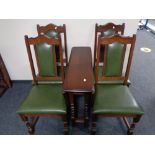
[92,34,143,135]
[37,23,68,65]
[18,35,69,134]
[94,23,125,67]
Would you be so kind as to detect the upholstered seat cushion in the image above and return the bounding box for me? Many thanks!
[93,84,144,115]
[16,84,66,114]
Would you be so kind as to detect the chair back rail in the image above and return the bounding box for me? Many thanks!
[37,23,65,34]
[96,22,125,34]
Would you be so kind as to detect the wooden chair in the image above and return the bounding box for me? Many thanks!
[16,34,69,134]
[94,23,125,67]
[91,34,144,135]
[37,23,68,66]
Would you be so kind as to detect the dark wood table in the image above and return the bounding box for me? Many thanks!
[63,47,94,126]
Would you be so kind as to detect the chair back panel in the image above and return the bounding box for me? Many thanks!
[100,29,117,63]
[96,34,136,85]
[25,35,64,84]
[43,30,60,62]
[104,42,124,76]
[34,43,56,77]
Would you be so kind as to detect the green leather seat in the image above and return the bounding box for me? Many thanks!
[93,84,144,115]
[17,84,66,114]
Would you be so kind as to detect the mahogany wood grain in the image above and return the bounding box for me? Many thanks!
[63,47,94,93]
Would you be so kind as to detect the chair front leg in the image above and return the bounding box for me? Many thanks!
[91,114,97,135]
[19,114,39,135]
[127,115,142,135]
[63,115,69,135]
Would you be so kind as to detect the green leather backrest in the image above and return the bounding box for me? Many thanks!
[101,29,115,37]
[104,42,124,76]
[45,30,60,61]
[45,30,59,38]
[35,43,56,76]
[99,29,115,62]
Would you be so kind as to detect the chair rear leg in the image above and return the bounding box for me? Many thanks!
[63,115,69,135]
[91,114,97,135]
[127,115,142,135]
[19,115,39,135]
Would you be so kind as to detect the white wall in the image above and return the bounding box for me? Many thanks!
[0,19,139,80]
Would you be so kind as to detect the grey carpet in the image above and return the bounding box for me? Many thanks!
[0,29,155,135]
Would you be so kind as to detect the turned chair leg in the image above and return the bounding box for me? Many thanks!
[127,116,141,135]
[19,115,39,135]
[63,115,69,135]
[91,114,97,135]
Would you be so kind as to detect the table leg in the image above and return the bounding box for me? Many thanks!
[69,93,75,126]
[74,95,78,119]
[84,93,89,127]
[84,92,93,127]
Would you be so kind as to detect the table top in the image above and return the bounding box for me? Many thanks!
[63,47,94,93]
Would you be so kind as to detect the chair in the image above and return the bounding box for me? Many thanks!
[16,34,69,134]
[94,23,125,67]
[91,34,144,135]
[37,23,68,66]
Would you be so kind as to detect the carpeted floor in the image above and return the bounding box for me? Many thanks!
[0,29,155,135]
